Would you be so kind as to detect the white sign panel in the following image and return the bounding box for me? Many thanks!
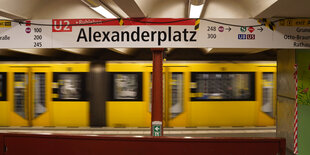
[0,18,309,48]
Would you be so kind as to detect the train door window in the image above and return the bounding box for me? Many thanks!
[53,73,87,101]
[191,72,255,101]
[33,73,46,118]
[149,72,183,119]
[0,73,7,101]
[170,73,183,119]
[14,73,27,118]
[262,72,274,117]
[111,72,142,101]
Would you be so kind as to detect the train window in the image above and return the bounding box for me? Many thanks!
[0,73,7,101]
[170,73,183,118]
[34,73,46,118]
[110,72,142,101]
[14,73,27,118]
[262,72,274,117]
[191,72,255,101]
[53,73,87,101]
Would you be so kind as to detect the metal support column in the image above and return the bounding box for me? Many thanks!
[151,48,164,136]
[89,61,108,126]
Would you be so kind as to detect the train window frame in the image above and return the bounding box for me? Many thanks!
[53,72,88,101]
[110,72,143,101]
[190,72,255,101]
[0,72,7,101]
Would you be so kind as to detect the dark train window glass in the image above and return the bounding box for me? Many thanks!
[191,72,255,101]
[111,72,142,101]
[53,73,87,101]
[262,72,274,118]
[0,73,7,101]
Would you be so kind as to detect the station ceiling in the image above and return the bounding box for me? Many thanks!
[0,0,309,61]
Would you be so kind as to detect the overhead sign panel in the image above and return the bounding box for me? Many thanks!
[0,18,309,48]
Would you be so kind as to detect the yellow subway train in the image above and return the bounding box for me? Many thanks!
[0,61,276,127]
[106,61,276,127]
[0,62,89,127]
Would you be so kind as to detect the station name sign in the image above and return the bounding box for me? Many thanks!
[0,18,309,48]
[76,27,197,46]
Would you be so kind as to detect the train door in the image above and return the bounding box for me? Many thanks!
[256,66,277,126]
[149,66,189,127]
[10,67,51,126]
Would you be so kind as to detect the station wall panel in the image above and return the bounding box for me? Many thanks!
[277,49,295,153]
[296,50,310,155]
[277,49,296,98]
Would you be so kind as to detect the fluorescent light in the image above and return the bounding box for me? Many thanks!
[189,4,204,18]
[91,6,117,18]
[10,49,48,56]
[206,48,213,53]
[108,48,133,55]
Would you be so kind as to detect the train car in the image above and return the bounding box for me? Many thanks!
[106,61,277,127]
[0,62,89,127]
[0,61,276,128]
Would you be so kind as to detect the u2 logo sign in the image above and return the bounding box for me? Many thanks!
[52,20,72,32]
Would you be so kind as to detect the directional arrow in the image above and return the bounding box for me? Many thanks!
[225,27,231,32]
[258,27,263,32]
[155,126,160,131]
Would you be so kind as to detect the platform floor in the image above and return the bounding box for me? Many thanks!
[0,126,276,137]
